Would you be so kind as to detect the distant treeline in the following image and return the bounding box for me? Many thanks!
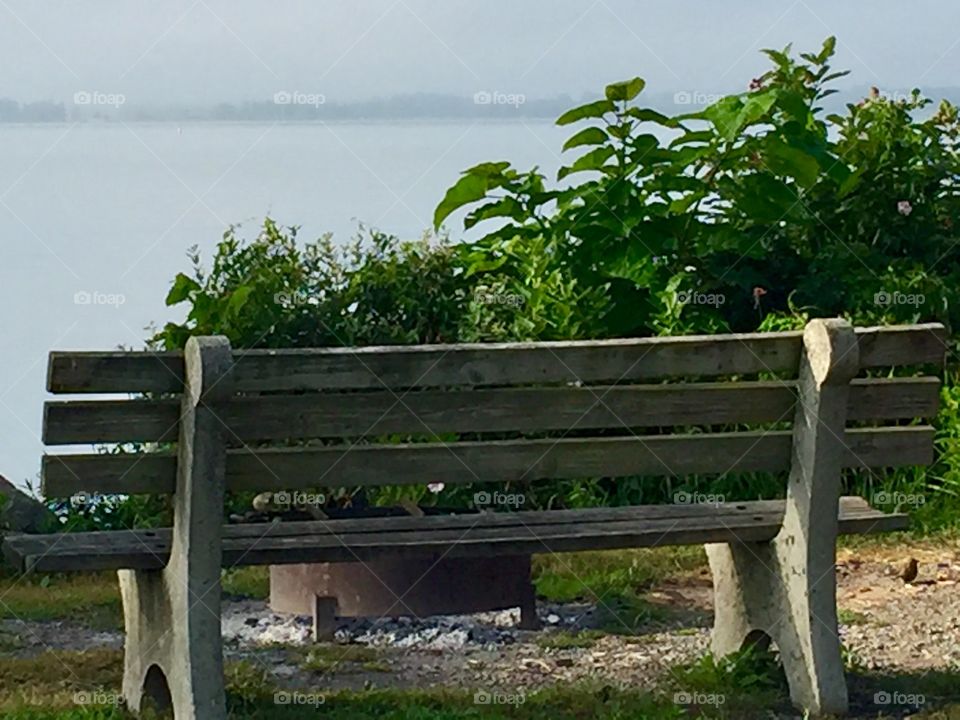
[0,99,66,122]
[3,87,960,123]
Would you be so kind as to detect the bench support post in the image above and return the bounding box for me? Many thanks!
[119,337,232,720]
[706,318,858,717]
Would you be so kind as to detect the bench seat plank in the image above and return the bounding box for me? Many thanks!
[4,497,906,572]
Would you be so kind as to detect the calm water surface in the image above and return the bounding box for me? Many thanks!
[0,121,568,488]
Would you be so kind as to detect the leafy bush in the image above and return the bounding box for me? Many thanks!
[152,220,470,350]
[436,37,960,338]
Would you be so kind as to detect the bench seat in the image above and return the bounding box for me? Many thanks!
[5,496,905,573]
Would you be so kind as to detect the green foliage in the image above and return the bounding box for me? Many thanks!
[436,36,960,338]
[671,645,787,714]
[153,220,470,350]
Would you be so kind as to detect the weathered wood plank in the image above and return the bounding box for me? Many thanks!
[42,377,940,445]
[46,324,946,394]
[4,498,907,572]
[41,426,935,496]
[16,497,876,548]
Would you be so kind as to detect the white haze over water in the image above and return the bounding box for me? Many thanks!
[2,1,960,489]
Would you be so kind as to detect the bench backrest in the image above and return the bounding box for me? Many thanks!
[41,323,946,500]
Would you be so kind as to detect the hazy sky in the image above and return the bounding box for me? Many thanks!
[2,0,960,105]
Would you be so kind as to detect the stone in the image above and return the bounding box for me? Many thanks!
[0,475,57,536]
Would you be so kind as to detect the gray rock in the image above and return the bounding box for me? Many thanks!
[0,475,56,535]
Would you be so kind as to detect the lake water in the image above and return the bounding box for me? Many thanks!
[0,121,568,490]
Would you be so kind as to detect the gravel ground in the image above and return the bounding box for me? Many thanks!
[2,542,958,710]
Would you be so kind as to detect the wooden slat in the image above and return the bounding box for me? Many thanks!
[3,497,907,572]
[42,377,941,445]
[41,426,935,497]
[44,399,182,444]
[46,324,946,394]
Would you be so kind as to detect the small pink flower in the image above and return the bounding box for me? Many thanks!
[897,200,913,217]
[427,483,445,494]
[752,286,767,310]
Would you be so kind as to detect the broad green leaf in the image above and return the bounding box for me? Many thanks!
[227,285,253,317]
[626,107,676,126]
[668,193,701,214]
[703,96,745,140]
[774,90,809,123]
[737,173,798,221]
[557,146,616,180]
[819,36,837,63]
[670,130,715,147]
[464,161,512,179]
[464,197,524,229]
[166,273,200,305]
[562,127,609,152]
[605,77,646,102]
[763,140,821,189]
[433,174,494,229]
[837,168,864,198]
[556,99,615,126]
[735,90,779,129]
[822,70,850,83]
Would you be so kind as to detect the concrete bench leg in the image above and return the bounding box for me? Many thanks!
[118,562,225,719]
[706,319,858,717]
[120,337,232,720]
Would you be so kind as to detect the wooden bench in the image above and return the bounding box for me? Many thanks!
[3,319,945,718]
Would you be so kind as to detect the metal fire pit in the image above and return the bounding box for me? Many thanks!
[270,554,537,631]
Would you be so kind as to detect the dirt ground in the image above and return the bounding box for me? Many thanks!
[1,540,958,717]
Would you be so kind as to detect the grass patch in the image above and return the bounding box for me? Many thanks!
[0,648,125,713]
[222,566,270,599]
[533,546,705,603]
[0,571,121,630]
[838,607,870,625]
[300,644,388,674]
[669,645,788,717]
[533,547,704,634]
